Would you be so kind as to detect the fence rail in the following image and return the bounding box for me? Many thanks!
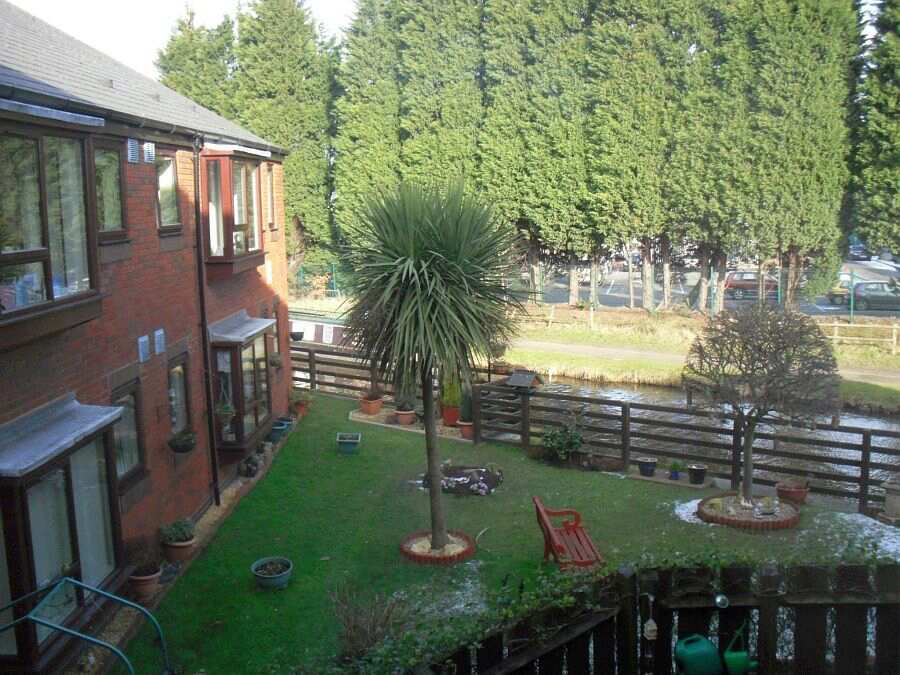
[820,321,899,354]
[291,342,900,512]
[424,563,900,675]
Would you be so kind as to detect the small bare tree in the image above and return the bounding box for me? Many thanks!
[684,305,840,505]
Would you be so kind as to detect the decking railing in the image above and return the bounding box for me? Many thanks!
[290,342,900,512]
[422,563,900,675]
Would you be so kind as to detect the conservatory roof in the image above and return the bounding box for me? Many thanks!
[0,394,122,478]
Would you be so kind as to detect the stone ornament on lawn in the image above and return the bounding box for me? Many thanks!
[420,462,503,496]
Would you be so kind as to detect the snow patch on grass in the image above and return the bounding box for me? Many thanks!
[673,499,705,526]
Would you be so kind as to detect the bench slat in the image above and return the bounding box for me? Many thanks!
[533,496,602,569]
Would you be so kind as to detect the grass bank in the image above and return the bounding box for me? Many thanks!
[123,396,892,673]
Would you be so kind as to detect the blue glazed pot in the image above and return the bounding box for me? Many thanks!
[251,557,293,590]
[337,432,361,454]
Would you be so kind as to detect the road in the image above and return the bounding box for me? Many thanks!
[513,338,900,388]
[539,259,900,318]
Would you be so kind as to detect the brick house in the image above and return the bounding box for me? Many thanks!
[0,2,291,671]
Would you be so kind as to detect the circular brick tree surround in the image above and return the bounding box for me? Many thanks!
[399,530,476,565]
[696,492,800,531]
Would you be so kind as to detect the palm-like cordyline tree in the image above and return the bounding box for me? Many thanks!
[343,182,523,549]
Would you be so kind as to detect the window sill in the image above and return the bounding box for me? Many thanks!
[0,292,102,352]
[98,230,129,245]
[158,225,183,238]
[117,466,148,495]
[205,251,266,282]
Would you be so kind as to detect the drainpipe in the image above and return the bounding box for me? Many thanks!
[193,134,221,506]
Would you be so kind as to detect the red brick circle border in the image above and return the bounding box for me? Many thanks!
[696,493,800,531]
[399,530,476,566]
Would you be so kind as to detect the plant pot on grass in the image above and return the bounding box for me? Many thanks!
[457,386,474,439]
[337,432,362,454]
[669,461,683,481]
[251,557,293,590]
[290,389,312,418]
[637,457,657,477]
[359,385,384,416]
[394,394,417,425]
[440,374,462,427]
[776,479,810,504]
[160,518,196,564]
[688,464,708,485]
[126,540,162,605]
[168,430,197,454]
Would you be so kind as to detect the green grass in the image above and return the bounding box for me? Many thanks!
[123,396,881,674]
[840,380,900,413]
[505,347,683,386]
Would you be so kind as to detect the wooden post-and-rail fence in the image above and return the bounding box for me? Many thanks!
[290,342,900,513]
[421,563,900,675]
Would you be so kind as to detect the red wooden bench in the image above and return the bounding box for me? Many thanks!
[532,496,603,569]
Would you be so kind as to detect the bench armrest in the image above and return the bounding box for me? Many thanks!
[544,508,582,528]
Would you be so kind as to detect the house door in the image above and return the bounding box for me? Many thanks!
[26,438,115,642]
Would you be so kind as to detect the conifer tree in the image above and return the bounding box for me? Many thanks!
[395,0,484,186]
[156,10,237,119]
[854,0,899,252]
[333,0,402,241]
[235,0,334,264]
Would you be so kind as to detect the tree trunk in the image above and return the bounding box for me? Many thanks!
[641,238,654,311]
[696,245,710,312]
[589,254,599,308]
[660,236,672,310]
[741,416,758,504]
[785,247,801,309]
[527,240,541,304]
[568,252,579,306]
[714,251,727,314]
[757,259,767,307]
[422,365,448,549]
[626,247,635,309]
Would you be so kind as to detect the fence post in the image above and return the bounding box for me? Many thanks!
[834,564,870,673]
[731,416,743,490]
[893,323,898,356]
[621,403,631,469]
[833,323,839,342]
[757,564,781,673]
[473,385,483,445]
[308,347,318,391]
[615,566,638,675]
[520,390,531,451]
[859,431,872,514]
[875,564,900,675]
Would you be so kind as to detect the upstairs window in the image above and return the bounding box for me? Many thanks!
[0,129,94,316]
[94,144,125,238]
[155,153,181,233]
[204,155,263,260]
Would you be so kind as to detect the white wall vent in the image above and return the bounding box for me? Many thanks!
[126,138,139,163]
[142,142,156,163]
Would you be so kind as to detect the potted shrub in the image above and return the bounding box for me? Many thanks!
[215,401,235,427]
[776,478,810,504]
[688,464,708,485]
[127,540,161,604]
[637,457,657,477]
[160,518,196,564]
[394,394,417,426]
[290,388,312,418]
[359,383,384,416]
[251,556,293,590]
[669,460,683,481]
[440,375,462,427]
[541,424,582,464]
[168,429,196,453]
[457,387,474,440]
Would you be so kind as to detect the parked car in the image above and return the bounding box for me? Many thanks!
[848,244,870,261]
[852,282,900,311]
[724,271,777,299]
[827,280,851,305]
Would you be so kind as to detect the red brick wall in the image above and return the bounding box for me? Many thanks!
[0,137,290,545]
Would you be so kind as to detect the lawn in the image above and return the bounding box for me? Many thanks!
[123,395,889,674]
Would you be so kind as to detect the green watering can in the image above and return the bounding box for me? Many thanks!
[674,621,758,675]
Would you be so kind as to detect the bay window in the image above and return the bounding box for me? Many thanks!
[0,129,94,315]
[202,152,265,280]
[209,311,274,449]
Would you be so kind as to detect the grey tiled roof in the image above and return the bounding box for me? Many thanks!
[0,0,280,152]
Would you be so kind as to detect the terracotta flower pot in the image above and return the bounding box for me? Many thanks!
[163,537,196,564]
[776,482,809,504]
[458,421,474,439]
[293,400,309,418]
[359,396,383,416]
[395,409,416,425]
[130,569,161,604]
[441,405,460,427]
